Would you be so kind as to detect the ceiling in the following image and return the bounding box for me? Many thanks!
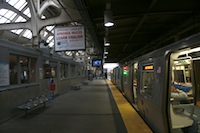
[72,0,200,63]
[0,0,200,64]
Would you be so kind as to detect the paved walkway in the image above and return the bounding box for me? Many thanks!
[0,79,127,133]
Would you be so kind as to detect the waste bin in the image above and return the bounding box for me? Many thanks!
[89,74,93,81]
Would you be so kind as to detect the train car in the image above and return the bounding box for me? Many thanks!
[111,68,117,85]
[0,39,87,124]
[116,66,123,93]
[122,64,133,103]
[111,66,124,93]
[112,32,200,133]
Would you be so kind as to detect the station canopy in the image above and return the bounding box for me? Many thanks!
[0,0,200,64]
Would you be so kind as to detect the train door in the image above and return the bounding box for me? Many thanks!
[122,65,129,96]
[132,62,138,109]
[43,61,58,96]
[193,60,200,106]
[169,48,200,133]
[116,66,122,91]
[117,65,124,93]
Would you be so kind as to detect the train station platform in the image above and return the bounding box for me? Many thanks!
[0,79,152,133]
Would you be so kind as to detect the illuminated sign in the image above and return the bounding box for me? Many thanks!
[123,71,129,75]
[123,66,128,70]
[143,65,154,70]
[123,66,129,75]
[92,59,102,67]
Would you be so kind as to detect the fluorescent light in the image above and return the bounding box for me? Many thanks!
[104,22,114,27]
[189,47,200,53]
[104,10,114,27]
[104,37,110,46]
[104,42,110,46]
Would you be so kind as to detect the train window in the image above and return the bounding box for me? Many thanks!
[81,66,85,76]
[44,64,51,79]
[9,54,37,84]
[60,63,67,78]
[132,63,138,104]
[65,64,69,77]
[174,69,184,83]
[171,59,193,99]
[141,64,154,96]
[9,55,18,85]
[60,63,69,78]
[133,63,138,88]
[20,56,29,83]
[43,61,57,79]
[70,64,75,77]
[123,66,129,82]
[172,60,192,84]
[30,58,36,83]
[76,65,81,76]
[51,67,56,78]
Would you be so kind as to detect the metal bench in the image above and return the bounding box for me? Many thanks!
[82,81,88,85]
[17,95,48,117]
[71,83,82,90]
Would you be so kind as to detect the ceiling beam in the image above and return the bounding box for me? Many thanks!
[73,0,103,54]
[93,10,193,21]
[117,0,158,61]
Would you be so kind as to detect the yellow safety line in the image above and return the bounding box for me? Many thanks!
[107,80,153,133]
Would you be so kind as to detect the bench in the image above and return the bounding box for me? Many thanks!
[174,84,191,92]
[82,81,88,85]
[17,95,48,117]
[71,83,82,90]
[170,104,193,129]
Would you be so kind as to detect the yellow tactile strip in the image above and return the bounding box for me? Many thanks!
[107,80,153,133]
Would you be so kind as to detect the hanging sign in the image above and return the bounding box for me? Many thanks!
[54,26,85,51]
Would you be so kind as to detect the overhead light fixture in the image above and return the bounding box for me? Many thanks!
[104,37,110,46]
[105,42,110,46]
[104,10,114,27]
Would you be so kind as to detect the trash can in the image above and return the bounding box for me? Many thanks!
[89,74,93,81]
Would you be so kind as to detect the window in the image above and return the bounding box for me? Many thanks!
[30,58,36,83]
[141,64,154,96]
[132,63,138,104]
[43,61,57,79]
[79,65,85,76]
[70,64,75,77]
[123,65,129,90]
[133,63,138,89]
[81,66,85,76]
[20,56,29,83]
[51,67,56,78]
[0,0,32,39]
[76,65,81,76]
[9,54,36,84]
[60,63,65,78]
[65,64,69,77]
[172,63,192,84]
[9,55,18,85]
[44,64,50,79]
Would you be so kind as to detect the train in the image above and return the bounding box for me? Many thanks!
[111,33,200,133]
[0,39,87,124]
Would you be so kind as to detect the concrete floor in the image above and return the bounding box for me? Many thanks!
[0,79,127,133]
